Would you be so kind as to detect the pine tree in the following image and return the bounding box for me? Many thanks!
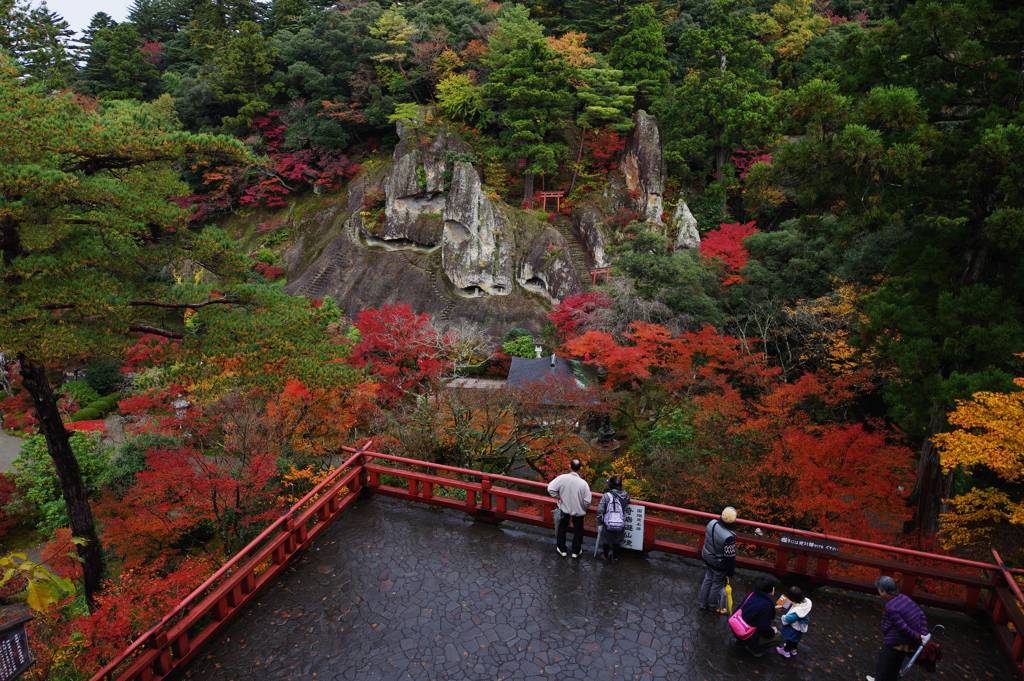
[484,5,575,203]
[209,20,280,130]
[570,63,635,191]
[608,4,672,111]
[0,0,76,89]
[128,0,193,43]
[665,0,779,181]
[369,8,420,104]
[268,0,308,33]
[84,23,160,100]
[0,54,250,607]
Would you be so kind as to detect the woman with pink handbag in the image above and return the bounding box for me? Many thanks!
[728,576,783,657]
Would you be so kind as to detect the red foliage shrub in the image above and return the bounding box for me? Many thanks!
[27,555,214,679]
[122,334,179,372]
[65,420,107,433]
[1,364,35,433]
[0,473,18,539]
[583,127,626,171]
[549,292,614,342]
[254,262,286,280]
[349,303,448,403]
[139,40,164,66]
[731,148,772,179]
[699,221,759,285]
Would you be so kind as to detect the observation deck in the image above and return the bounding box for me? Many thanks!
[94,449,1024,681]
[181,496,1012,681]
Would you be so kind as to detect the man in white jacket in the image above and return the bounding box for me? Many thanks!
[547,458,592,558]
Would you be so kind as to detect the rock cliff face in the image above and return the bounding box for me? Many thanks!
[273,109,682,331]
[365,120,473,249]
[361,113,589,305]
[619,111,666,225]
[278,111,592,332]
[442,161,515,296]
[519,228,580,305]
[571,201,610,269]
[673,198,701,249]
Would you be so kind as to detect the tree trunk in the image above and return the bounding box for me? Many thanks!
[569,126,588,196]
[17,357,104,610]
[523,173,535,207]
[908,404,953,535]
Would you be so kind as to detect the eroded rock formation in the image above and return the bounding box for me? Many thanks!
[443,161,515,297]
[673,198,701,249]
[619,111,666,225]
[277,109,682,328]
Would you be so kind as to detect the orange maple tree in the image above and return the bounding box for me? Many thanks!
[563,321,914,539]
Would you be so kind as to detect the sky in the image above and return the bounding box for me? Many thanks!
[45,0,129,36]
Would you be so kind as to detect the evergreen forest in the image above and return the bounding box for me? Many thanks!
[1,0,1024,675]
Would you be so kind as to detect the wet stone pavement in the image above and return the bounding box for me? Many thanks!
[184,496,1012,681]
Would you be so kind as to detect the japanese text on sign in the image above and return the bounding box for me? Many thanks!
[780,535,841,553]
[0,616,33,681]
[622,504,645,551]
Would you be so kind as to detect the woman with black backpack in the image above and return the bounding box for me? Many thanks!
[597,476,630,563]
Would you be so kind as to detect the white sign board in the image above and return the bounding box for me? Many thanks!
[622,504,645,551]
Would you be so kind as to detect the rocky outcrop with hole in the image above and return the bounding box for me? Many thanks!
[519,228,584,304]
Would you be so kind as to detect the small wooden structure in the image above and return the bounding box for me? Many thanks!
[590,267,612,286]
[537,191,565,212]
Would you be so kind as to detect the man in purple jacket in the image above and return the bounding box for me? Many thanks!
[866,575,928,681]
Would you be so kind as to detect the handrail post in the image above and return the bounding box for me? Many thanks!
[481,477,492,511]
[152,625,172,675]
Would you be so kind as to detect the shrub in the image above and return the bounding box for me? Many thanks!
[502,335,536,358]
[61,381,100,408]
[0,473,19,539]
[86,393,121,415]
[104,434,179,495]
[12,433,111,533]
[84,357,123,395]
[502,327,532,343]
[66,420,107,433]
[70,407,102,422]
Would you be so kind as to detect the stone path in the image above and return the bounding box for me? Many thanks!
[0,430,22,474]
[184,496,1012,681]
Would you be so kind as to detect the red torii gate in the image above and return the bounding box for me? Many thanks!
[536,191,565,211]
[591,267,612,286]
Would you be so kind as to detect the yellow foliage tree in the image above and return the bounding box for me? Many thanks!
[933,371,1024,559]
[752,0,829,77]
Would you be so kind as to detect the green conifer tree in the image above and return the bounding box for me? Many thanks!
[209,20,280,130]
[0,55,250,607]
[484,5,574,204]
[0,0,76,90]
[608,4,672,111]
[665,0,779,181]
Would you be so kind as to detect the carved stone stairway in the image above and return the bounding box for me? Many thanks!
[427,254,457,321]
[552,219,592,286]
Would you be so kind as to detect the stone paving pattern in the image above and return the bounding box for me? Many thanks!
[185,496,1013,681]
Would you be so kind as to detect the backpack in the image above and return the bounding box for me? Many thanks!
[604,493,625,532]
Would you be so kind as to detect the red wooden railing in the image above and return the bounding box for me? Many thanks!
[91,448,1024,681]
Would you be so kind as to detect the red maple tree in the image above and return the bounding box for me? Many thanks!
[699,221,759,285]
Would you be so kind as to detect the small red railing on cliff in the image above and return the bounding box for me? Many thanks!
[91,447,1024,681]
